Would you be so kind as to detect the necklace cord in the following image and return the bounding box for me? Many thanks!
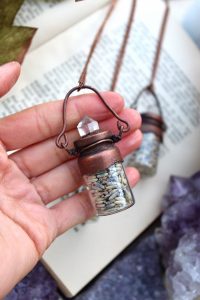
[110,0,137,91]
[78,0,117,88]
[78,0,138,144]
[133,0,170,118]
[56,0,138,154]
[149,0,170,91]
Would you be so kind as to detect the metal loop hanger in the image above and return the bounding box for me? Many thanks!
[134,85,164,119]
[56,85,130,155]
[132,0,170,120]
[56,0,137,155]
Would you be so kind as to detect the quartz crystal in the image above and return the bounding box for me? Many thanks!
[77,116,99,137]
[155,171,200,300]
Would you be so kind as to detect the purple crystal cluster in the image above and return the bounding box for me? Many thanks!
[156,172,200,300]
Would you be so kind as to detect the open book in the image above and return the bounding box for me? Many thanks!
[1,0,200,297]
[14,0,110,51]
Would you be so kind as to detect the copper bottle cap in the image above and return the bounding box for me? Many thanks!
[141,112,166,142]
[74,130,122,175]
[78,145,122,175]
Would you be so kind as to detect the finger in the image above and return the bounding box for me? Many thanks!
[0,141,9,179]
[119,129,142,157]
[10,109,142,178]
[0,92,124,150]
[31,130,142,204]
[32,159,82,205]
[0,62,21,98]
[50,167,140,235]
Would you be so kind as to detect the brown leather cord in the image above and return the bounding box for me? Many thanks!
[57,0,136,154]
[79,0,169,95]
[78,0,137,90]
[133,0,170,119]
[149,0,170,92]
[56,0,170,153]
[110,0,137,91]
[78,0,117,88]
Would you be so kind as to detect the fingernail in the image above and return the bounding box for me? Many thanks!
[0,61,21,97]
[0,61,20,70]
[133,129,142,142]
[0,62,21,80]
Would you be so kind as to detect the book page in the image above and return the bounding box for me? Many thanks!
[14,0,109,51]
[15,0,62,23]
[2,0,200,296]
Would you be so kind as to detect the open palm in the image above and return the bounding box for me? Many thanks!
[0,62,142,298]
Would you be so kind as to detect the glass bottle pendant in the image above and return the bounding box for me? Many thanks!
[129,112,166,176]
[75,116,135,216]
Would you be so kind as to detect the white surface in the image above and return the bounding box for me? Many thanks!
[182,0,200,48]
[170,0,192,21]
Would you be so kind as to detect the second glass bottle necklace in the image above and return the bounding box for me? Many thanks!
[128,0,169,176]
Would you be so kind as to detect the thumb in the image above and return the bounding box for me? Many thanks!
[0,62,21,98]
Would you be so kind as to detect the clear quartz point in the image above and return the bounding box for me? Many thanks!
[77,116,99,137]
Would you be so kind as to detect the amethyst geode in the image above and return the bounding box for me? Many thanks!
[166,229,200,300]
[156,171,200,300]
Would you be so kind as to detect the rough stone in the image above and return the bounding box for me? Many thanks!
[156,171,200,300]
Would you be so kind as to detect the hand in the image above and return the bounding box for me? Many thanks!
[0,62,142,298]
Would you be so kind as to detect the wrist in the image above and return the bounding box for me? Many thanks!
[0,211,38,298]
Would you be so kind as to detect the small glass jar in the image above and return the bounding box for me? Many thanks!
[84,161,134,216]
[75,127,135,216]
[129,112,166,176]
[129,132,160,176]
